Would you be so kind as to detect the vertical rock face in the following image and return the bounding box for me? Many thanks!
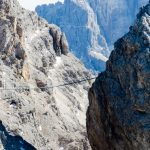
[87,3,150,150]
[36,0,148,71]
[88,0,148,47]
[0,0,92,149]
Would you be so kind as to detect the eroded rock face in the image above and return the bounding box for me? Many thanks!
[87,3,150,150]
[0,0,91,149]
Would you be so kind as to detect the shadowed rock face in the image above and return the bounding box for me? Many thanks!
[87,3,150,150]
[0,121,36,150]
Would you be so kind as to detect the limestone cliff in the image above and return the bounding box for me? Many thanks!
[87,3,150,150]
[0,0,92,149]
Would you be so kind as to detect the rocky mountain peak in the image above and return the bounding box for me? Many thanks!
[36,0,149,71]
[87,2,150,150]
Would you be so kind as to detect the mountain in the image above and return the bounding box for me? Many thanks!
[36,0,149,71]
[0,0,92,149]
[87,2,150,150]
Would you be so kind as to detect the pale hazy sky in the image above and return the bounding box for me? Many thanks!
[18,0,64,11]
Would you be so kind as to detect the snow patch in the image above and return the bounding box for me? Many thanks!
[89,51,108,62]
[9,104,17,109]
[59,147,64,150]
[54,57,62,67]
[38,125,42,131]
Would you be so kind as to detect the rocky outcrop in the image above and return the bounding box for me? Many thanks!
[87,3,150,150]
[0,0,92,149]
[49,27,69,56]
[36,0,149,71]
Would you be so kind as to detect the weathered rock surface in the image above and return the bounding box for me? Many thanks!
[87,3,150,150]
[0,0,92,149]
[0,121,36,150]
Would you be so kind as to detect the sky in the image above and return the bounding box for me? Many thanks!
[18,0,64,11]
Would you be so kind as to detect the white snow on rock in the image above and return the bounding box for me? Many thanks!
[59,147,64,150]
[89,50,108,62]
[54,56,62,67]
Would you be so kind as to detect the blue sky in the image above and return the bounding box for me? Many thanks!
[18,0,64,11]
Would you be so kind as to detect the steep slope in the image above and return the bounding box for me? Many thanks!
[87,3,150,150]
[36,0,148,71]
[0,0,92,149]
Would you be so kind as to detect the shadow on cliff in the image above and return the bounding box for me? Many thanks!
[0,121,36,150]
